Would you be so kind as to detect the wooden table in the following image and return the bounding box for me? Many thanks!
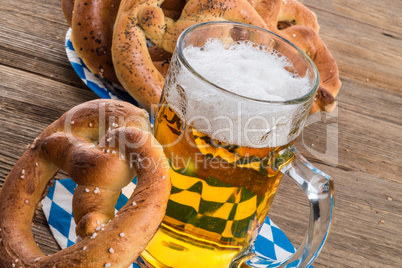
[0,0,401,267]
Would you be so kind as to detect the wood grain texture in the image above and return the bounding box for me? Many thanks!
[0,0,401,267]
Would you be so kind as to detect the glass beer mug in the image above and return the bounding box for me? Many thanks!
[139,21,334,268]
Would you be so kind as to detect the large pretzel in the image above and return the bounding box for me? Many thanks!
[0,99,171,267]
[112,0,267,112]
[248,0,341,113]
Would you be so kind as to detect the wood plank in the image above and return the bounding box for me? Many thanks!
[302,0,402,34]
[0,26,83,88]
[0,1,81,87]
[0,64,98,177]
[298,78,402,183]
[270,164,402,267]
[299,0,402,93]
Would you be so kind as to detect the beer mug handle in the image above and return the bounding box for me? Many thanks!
[231,146,334,268]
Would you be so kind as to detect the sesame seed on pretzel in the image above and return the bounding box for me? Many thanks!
[0,99,171,267]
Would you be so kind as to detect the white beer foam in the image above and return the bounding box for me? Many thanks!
[166,39,312,148]
[183,39,310,101]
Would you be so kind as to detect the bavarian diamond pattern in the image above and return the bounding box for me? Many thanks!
[65,29,154,126]
[165,169,268,244]
[42,178,295,267]
[58,29,297,266]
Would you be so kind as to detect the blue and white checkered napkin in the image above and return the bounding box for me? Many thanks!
[56,28,296,266]
[42,178,295,267]
[65,29,137,103]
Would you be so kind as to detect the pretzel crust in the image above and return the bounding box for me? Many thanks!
[0,99,171,267]
[70,0,122,83]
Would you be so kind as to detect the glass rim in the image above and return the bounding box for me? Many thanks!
[175,21,320,105]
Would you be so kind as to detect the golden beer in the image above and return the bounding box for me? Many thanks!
[138,21,333,268]
[140,99,294,268]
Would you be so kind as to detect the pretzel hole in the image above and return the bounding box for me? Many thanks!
[317,86,335,107]
[277,20,296,30]
[148,46,172,62]
[161,0,186,21]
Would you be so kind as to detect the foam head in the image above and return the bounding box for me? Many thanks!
[164,37,314,148]
[183,39,310,102]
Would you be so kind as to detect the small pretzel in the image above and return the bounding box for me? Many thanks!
[249,0,341,113]
[0,99,170,267]
[112,0,267,112]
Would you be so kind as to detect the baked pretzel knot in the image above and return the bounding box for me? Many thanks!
[0,99,171,267]
[112,0,267,112]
